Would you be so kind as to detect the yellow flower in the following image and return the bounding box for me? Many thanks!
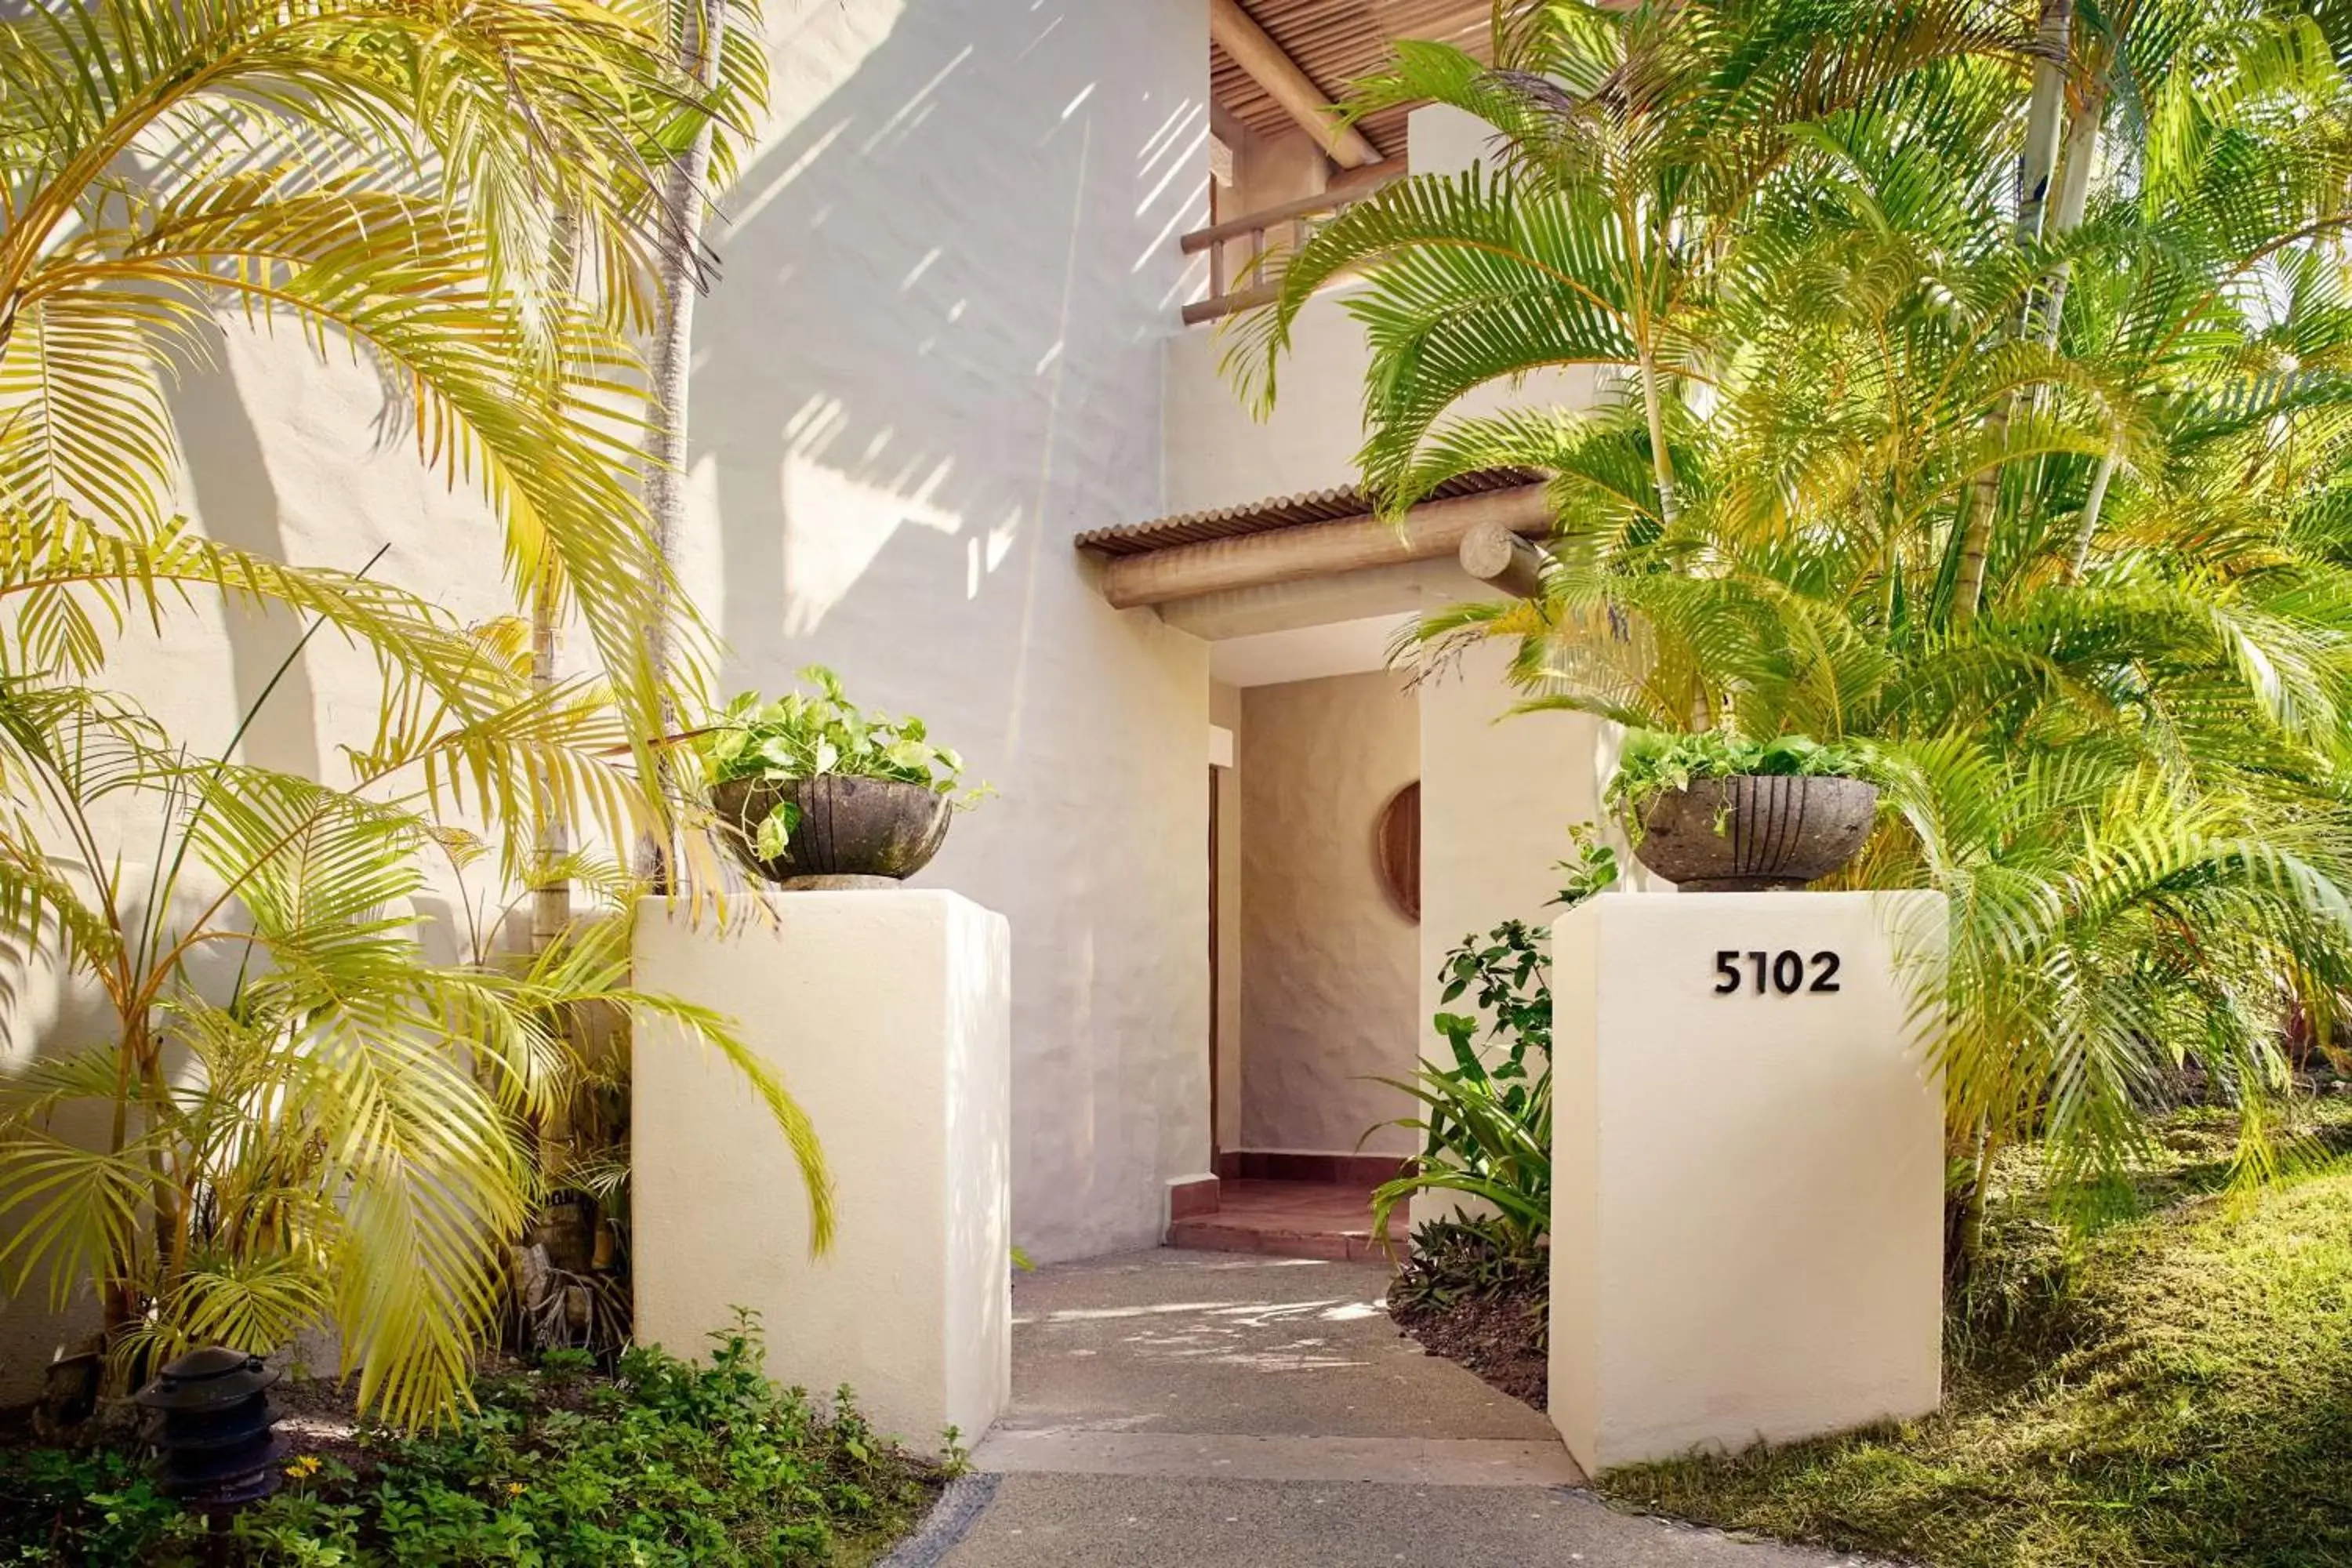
[284,1455,322,1479]
[505,1482,526,1497]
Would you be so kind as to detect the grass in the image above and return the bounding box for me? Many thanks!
[1599,1102,2352,1567]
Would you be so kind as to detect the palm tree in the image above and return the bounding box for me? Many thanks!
[1225,0,2021,535]
[632,0,769,885]
[0,0,833,1423]
[1240,0,2352,1269]
[0,0,708,749]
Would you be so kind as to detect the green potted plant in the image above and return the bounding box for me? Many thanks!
[696,667,986,888]
[1606,729,1880,891]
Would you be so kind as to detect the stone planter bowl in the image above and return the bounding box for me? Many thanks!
[1631,775,1879,891]
[710,775,953,890]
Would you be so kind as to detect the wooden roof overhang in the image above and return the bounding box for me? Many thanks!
[1213,0,1493,162]
[1076,470,1551,608]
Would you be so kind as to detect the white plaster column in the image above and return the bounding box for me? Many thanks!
[1548,891,1944,1472]
[632,891,1011,1455]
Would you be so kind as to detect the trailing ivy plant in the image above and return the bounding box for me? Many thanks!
[697,667,988,858]
[1605,728,1882,843]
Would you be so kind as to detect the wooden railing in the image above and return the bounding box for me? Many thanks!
[1178,166,1402,325]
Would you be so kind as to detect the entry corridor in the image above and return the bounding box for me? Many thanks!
[891,1250,1889,1568]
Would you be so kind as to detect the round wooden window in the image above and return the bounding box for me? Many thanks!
[1375,781,1421,923]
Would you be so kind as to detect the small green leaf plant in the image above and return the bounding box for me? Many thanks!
[697,666,990,858]
[1604,728,1880,841]
[1360,824,1619,1259]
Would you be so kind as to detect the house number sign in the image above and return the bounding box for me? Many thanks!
[1714,949,1842,995]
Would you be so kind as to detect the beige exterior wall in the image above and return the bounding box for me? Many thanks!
[1164,100,1603,519]
[1238,671,1420,1156]
[634,892,1011,1454]
[1210,681,1245,1156]
[1417,641,1612,1056]
[665,0,1214,1262]
[5,0,1221,1403]
[1550,892,1946,1471]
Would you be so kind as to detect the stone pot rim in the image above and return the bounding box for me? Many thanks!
[1629,773,1880,892]
[708,773,953,887]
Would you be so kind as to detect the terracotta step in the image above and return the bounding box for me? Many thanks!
[1164,1177,1406,1263]
[1167,1217,1399,1262]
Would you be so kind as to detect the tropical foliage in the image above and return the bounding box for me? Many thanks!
[1367,829,1618,1254]
[1252,0,2352,1262]
[0,1320,938,1566]
[1604,728,1880,821]
[697,668,985,860]
[0,0,825,1426]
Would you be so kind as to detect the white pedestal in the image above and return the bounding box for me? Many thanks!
[632,891,1011,1454]
[1549,891,1944,1472]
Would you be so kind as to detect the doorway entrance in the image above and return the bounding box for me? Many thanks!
[1175,659,1422,1261]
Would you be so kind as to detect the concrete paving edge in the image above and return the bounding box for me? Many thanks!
[879,1474,1000,1568]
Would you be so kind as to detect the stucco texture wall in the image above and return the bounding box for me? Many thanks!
[667,0,1214,1261]
[1211,681,1244,1156]
[1417,640,1611,1062]
[1238,672,1419,1156]
[2,0,1217,1401]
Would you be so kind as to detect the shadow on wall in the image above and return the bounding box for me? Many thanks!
[684,0,1215,1260]
[171,357,324,780]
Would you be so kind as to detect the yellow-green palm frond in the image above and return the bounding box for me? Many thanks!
[0,0,728,739]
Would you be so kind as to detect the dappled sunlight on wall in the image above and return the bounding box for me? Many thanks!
[677,0,1216,1262]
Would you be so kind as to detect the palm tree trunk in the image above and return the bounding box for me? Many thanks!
[2037,89,2103,347]
[531,570,571,946]
[1637,343,1680,528]
[634,0,728,886]
[2066,444,2119,579]
[1951,0,2074,626]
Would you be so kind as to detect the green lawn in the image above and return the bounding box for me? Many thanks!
[1600,1106,2352,1568]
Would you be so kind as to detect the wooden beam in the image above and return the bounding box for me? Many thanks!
[1208,0,1383,169]
[1100,485,1552,609]
[1459,518,1552,599]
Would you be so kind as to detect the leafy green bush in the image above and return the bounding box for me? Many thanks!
[698,666,986,857]
[1365,829,1617,1255]
[1604,728,1878,821]
[1387,1218,1549,1333]
[0,1319,936,1566]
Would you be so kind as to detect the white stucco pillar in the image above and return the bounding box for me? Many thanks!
[1548,891,1945,1472]
[632,891,1011,1455]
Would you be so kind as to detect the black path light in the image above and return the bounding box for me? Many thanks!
[133,1347,287,1560]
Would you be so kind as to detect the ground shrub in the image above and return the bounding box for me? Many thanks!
[0,1318,938,1566]
[1387,1219,1550,1409]
[1600,1105,2352,1568]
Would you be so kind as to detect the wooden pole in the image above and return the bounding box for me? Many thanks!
[1458,518,1552,599]
[1208,0,1382,169]
[1098,485,1552,608]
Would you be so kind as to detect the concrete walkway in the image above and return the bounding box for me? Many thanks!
[922,1249,1893,1568]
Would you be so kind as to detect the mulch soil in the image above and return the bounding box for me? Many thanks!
[1388,1279,1551,1411]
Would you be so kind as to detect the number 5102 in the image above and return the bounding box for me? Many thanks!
[1715,949,1841,994]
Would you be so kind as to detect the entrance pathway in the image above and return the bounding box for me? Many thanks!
[916,1249,1894,1568]
[1165,1178,1406,1261]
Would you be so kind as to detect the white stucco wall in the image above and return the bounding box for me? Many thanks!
[1164,98,1602,520]
[1550,892,1946,1471]
[4,0,1219,1403]
[1238,671,1420,1156]
[1211,681,1245,1156]
[1418,642,1612,1058]
[666,0,1214,1261]
[2,324,521,1405]
[635,892,1011,1453]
